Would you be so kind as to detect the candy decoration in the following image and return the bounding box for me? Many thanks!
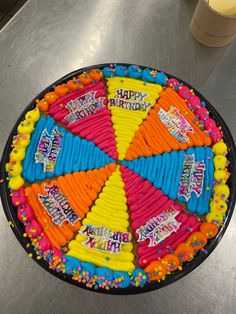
[144,261,167,281]
[36,99,49,112]
[7,108,40,190]
[54,84,69,97]
[162,254,180,272]
[174,243,194,262]
[44,92,58,104]
[207,142,230,224]
[88,69,103,81]
[186,231,207,251]
[200,222,218,239]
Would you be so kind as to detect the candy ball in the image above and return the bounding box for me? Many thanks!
[13,134,30,148]
[88,69,103,81]
[8,161,22,176]
[9,175,24,190]
[44,92,58,104]
[213,155,227,170]
[54,84,69,97]
[210,128,222,143]
[144,261,167,281]
[178,85,191,99]
[212,142,227,155]
[189,95,201,110]
[213,184,230,200]
[17,120,34,134]
[10,147,25,161]
[36,99,49,112]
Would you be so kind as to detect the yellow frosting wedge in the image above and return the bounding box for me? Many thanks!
[107,77,162,160]
[67,166,135,272]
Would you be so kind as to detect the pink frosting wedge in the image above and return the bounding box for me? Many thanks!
[48,82,118,159]
[121,165,201,268]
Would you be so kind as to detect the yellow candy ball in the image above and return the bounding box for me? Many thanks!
[214,170,229,184]
[212,142,227,155]
[10,147,25,162]
[25,108,40,123]
[8,175,24,190]
[13,134,30,148]
[210,199,228,214]
[206,212,223,223]
[8,162,22,176]
[17,120,34,134]
[213,155,227,170]
[214,184,230,200]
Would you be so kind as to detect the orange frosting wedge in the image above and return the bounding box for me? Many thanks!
[126,87,212,160]
[24,164,116,249]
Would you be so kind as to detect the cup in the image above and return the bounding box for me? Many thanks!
[191,0,236,47]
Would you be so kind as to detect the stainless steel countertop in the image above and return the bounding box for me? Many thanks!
[0,1,236,313]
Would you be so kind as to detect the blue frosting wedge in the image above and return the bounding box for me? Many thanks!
[22,116,114,182]
[122,147,214,214]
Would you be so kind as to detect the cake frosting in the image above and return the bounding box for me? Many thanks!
[122,146,214,214]
[4,64,231,292]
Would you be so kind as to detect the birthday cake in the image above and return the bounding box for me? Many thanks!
[5,64,231,291]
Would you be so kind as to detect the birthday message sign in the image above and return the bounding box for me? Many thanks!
[158,106,194,143]
[80,225,131,254]
[65,91,105,124]
[39,184,80,226]
[35,127,63,172]
[109,89,152,111]
[136,206,181,247]
[178,154,205,201]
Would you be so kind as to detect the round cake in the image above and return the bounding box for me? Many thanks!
[1,63,235,294]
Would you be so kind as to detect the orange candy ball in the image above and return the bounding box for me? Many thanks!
[67,80,81,92]
[44,92,58,105]
[54,84,69,97]
[88,69,103,81]
[144,260,167,281]
[186,231,207,251]
[36,99,48,112]
[79,73,92,85]
[162,254,180,272]
[174,243,195,262]
[200,222,218,239]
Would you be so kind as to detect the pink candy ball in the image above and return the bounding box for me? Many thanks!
[17,203,34,223]
[178,86,191,99]
[196,107,208,121]
[12,187,26,206]
[25,219,42,238]
[210,127,222,143]
[189,95,201,111]
[168,78,179,88]
[204,118,216,130]
[37,234,51,251]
